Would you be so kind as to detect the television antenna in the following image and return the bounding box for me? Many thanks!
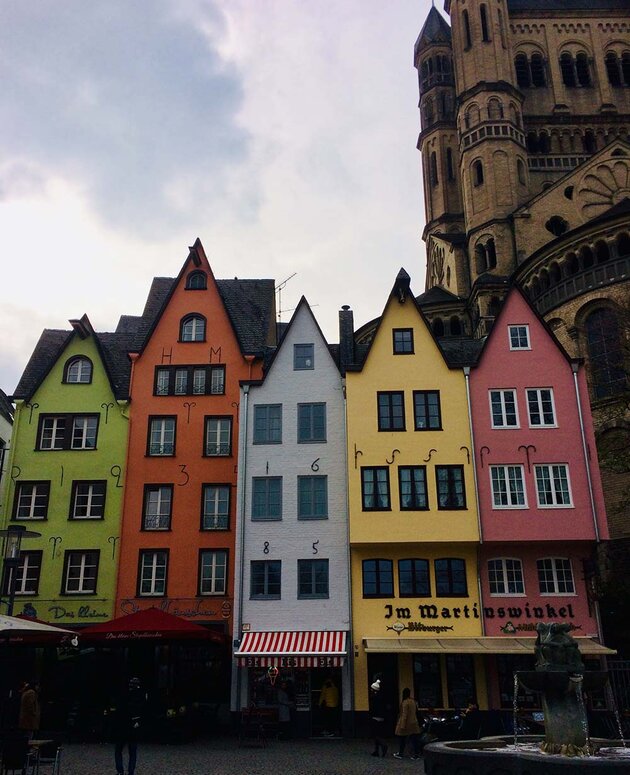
[275,273,297,323]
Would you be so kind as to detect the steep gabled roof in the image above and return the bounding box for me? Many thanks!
[415,6,451,57]
[416,285,462,306]
[12,329,74,400]
[0,388,13,424]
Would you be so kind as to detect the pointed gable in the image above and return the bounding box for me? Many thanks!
[415,6,452,59]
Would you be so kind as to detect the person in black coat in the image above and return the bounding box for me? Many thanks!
[113,677,144,775]
[369,675,388,757]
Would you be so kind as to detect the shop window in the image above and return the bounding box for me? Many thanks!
[414,655,443,708]
[446,654,477,708]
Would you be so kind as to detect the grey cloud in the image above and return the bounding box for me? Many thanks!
[0,0,250,236]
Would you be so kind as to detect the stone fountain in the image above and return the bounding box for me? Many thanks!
[423,623,629,774]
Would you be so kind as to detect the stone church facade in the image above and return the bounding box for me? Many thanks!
[415,0,630,649]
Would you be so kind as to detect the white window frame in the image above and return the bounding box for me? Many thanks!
[71,481,106,519]
[199,550,227,595]
[14,482,49,519]
[149,417,176,456]
[488,558,526,596]
[536,557,575,595]
[40,417,66,450]
[202,485,230,530]
[489,389,519,428]
[139,551,168,596]
[63,551,98,594]
[534,464,573,508]
[71,416,98,449]
[12,552,42,596]
[205,417,232,456]
[66,357,92,383]
[143,485,172,530]
[489,465,527,508]
[181,315,205,342]
[508,325,530,350]
[526,388,557,428]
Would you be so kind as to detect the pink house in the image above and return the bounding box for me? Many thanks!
[469,288,610,709]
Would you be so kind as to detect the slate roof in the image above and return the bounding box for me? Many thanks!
[415,6,451,55]
[0,388,13,424]
[416,286,463,305]
[216,279,276,354]
[438,337,485,367]
[507,0,627,9]
[12,329,74,401]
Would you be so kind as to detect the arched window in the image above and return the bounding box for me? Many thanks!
[424,97,434,124]
[430,152,439,186]
[560,53,576,87]
[549,263,561,285]
[539,269,550,291]
[526,132,539,154]
[180,314,206,342]
[488,98,503,120]
[576,53,591,87]
[480,4,490,42]
[595,241,610,264]
[531,54,546,87]
[64,356,93,384]
[585,308,626,399]
[566,253,579,275]
[432,318,445,337]
[606,52,622,87]
[531,277,541,297]
[509,103,520,127]
[623,53,630,86]
[466,104,480,128]
[617,232,630,256]
[580,246,594,269]
[583,130,597,154]
[446,148,455,181]
[515,54,530,88]
[473,160,484,186]
[463,10,472,48]
[488,297,501,317]
[186,271,207,290]
[538,132,550,154]
[487,239,497,269]
[450,317,462,336]
[517,159,526,185]
[475,243,488,274]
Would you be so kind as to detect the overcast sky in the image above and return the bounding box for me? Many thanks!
[0,0,435,394]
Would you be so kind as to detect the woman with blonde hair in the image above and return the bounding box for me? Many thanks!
[393,687,422,760]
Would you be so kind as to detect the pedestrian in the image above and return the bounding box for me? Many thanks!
[319,676,339,737]
[112,677,144,775]
[18,680,40,740]
[369,675,388,757]
[392,687,422,759]
[277,680,293,739]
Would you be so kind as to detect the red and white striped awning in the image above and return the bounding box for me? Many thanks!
[235,631,347,667]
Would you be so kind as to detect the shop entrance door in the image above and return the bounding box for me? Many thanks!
[311,668,343,738]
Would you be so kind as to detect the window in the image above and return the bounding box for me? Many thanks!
[70,481,106,519]
[62,550,99,594]
[202,485,230,530]
[253,404,282,444]
[490,466,526,508]
[294,343,314,370]
[64,356,92,384]
[436,466,466,509]
[147,416,176,456]
[534,464,572,507]
[251,560,281,598]
[430,152,439,186]
[361,467,390,510]
[154,365,225,396]
[298,559,329,599]
[180,314,206,342]
[488,558,525,595]
[480,4,489,42]
[473,160,484,186]
[413,391,441,430]
[537,558,575,595]
[37,414,99,450]
[199,550,227,595]
[508,325,530,350]
[138,550,168,596]
[297,403,326,442]
[298,476,328,519]
[393,328,414,354]
[399,559,430,597]
[398,467,428,510]
[585,308,626,399]
[204,416,232,456]
[362,559,393,597]
[463,9,472,48]
[435,558,467,596]
[527,389,556,427]
[12,482,50,520]
[186,270,207,289]
[142,485,173,530]
[446,148,455,180]
[377,392,405,431]
[2,551,43,596]
[252,477,282,521]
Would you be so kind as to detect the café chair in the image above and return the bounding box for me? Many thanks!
[31,740,62,775]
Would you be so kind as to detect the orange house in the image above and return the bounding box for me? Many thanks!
[116,239,276,641]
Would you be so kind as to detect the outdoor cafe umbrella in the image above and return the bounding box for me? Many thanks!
[0,614,78,645]
[80,607,225,643]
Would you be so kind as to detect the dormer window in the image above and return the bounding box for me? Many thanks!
[186,271,207,290]
[64,357,93,384]
[180,314,206,342]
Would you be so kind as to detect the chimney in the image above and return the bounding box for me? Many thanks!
[339,305,355,374]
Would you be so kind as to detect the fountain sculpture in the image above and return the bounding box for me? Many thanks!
[422,623,629,774]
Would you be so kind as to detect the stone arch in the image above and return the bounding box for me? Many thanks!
[595,240,610,264]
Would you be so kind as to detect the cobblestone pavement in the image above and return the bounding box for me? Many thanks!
[60,737,426,774]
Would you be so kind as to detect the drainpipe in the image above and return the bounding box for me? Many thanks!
[341,378,356,736]
[571,362,605,646]
[463,367,485,637]
[234,383,250,715]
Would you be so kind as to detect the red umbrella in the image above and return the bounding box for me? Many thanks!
[80,607,225,643]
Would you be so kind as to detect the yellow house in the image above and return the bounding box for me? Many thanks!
[345,270,483,722]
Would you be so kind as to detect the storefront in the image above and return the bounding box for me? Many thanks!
[234,631,351,738]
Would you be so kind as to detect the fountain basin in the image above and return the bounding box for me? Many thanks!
[423,736,630,774]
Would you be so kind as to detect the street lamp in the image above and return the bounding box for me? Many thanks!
[0,525,41,616]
